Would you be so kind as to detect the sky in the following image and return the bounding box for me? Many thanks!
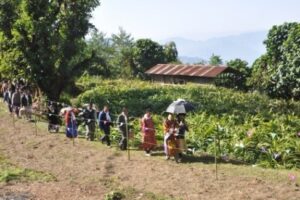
[91,0,300,41]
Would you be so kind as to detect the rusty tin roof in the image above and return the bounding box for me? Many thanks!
[145,64,233,78]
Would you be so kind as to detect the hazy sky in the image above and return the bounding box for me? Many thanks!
[91,0,300,41]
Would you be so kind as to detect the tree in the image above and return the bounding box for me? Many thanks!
[132,39,165,77]
[85,30,113,77]
[247,54,270,92]
[270,24,300,99]
[0,0,26,80]
[209,54,223,65]
[0,0,100,100]
[163,41,178,63]
[111,27,135,77]
[264,22,298,64]
[250,22,300,99]
[215,58,250,91]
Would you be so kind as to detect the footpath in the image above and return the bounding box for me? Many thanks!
[0,106,299,200]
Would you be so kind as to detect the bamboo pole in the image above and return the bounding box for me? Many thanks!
[126,118,130,161]
[215,129,218,180]
[34,113,38,136]
[12,110,15,133]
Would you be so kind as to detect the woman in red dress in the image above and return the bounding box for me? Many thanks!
[141,109,157,156]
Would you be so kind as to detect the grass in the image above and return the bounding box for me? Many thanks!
[32,118,300,187]
[101,176,179,200]
[219,163,300,185]
[0,154,56,183]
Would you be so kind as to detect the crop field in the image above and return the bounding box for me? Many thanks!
[76,77,300,169]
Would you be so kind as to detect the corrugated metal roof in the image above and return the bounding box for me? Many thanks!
[145,64,232,78]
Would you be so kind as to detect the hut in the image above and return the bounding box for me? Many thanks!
[145,64,237,84]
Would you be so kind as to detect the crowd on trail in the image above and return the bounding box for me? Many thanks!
[1,79,190,163]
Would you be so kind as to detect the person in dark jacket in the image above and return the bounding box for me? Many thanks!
[47,102,60,132]
[82,102,97,141]
[11,88,21,117]
[98,105,112,146]
[3,86,13,113]
[20,89,32,120]
[117,107,129,150]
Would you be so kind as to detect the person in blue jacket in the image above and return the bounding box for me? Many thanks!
[98,105,112,146]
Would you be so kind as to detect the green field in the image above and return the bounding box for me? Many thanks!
[74,76,300,169]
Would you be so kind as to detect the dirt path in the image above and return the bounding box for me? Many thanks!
[0,109,299,200]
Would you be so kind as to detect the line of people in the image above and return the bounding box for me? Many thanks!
[60,103,189,162]
[1,80,33,120]
[51,102,190,162]
[1,79,190,163]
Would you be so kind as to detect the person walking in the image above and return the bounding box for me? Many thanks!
[141,109,157,156]
[176,114,189,162]
[11,88,21,118]
[98,105,112,146]
[164,114,179,161]
[117,107,130,150]
[83,102,97,141]
[47,102,60,133]
[65,107,78,138]
[3,86,13,114]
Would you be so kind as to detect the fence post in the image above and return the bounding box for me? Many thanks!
[126,119,130,161]
[34,113,38,136]
[12,110,15,133]
[215,129,218,180]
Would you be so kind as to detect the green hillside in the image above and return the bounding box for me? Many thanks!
[75,76,300,169]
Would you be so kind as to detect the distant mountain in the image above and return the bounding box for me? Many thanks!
[161,31,267,65]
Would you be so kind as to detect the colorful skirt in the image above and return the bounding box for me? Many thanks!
[142,132,157,150]
[164,134,178,156]
[66,122,78,138]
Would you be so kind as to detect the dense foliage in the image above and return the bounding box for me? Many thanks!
[249,22,300,100]
[216,58,251,91]
[75,78,300,169]
[0,0,100,100]
[85,33,179,79]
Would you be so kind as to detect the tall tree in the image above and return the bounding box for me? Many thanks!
[132,39,165,77]
[209,54,223,65]
[0,0,25,79]
[111,27,135,77]
[0,0,100,100]
[163,41,178,63]
[85,30,113,76]
[250,22,300,99]
[247,54,270,92]
[271,24,300,99]
[227,59,250,75]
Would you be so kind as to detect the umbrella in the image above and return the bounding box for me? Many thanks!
[166,99,195,114]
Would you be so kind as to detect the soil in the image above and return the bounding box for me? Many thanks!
[0,109,299,200]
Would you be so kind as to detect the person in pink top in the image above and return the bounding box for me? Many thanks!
[141,109,157,156]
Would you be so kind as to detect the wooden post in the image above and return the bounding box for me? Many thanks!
[12,111,15,132]
[215,129,218,180]
[126,119,130,161]
[71,119,75,146]
[34,113,38,136]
